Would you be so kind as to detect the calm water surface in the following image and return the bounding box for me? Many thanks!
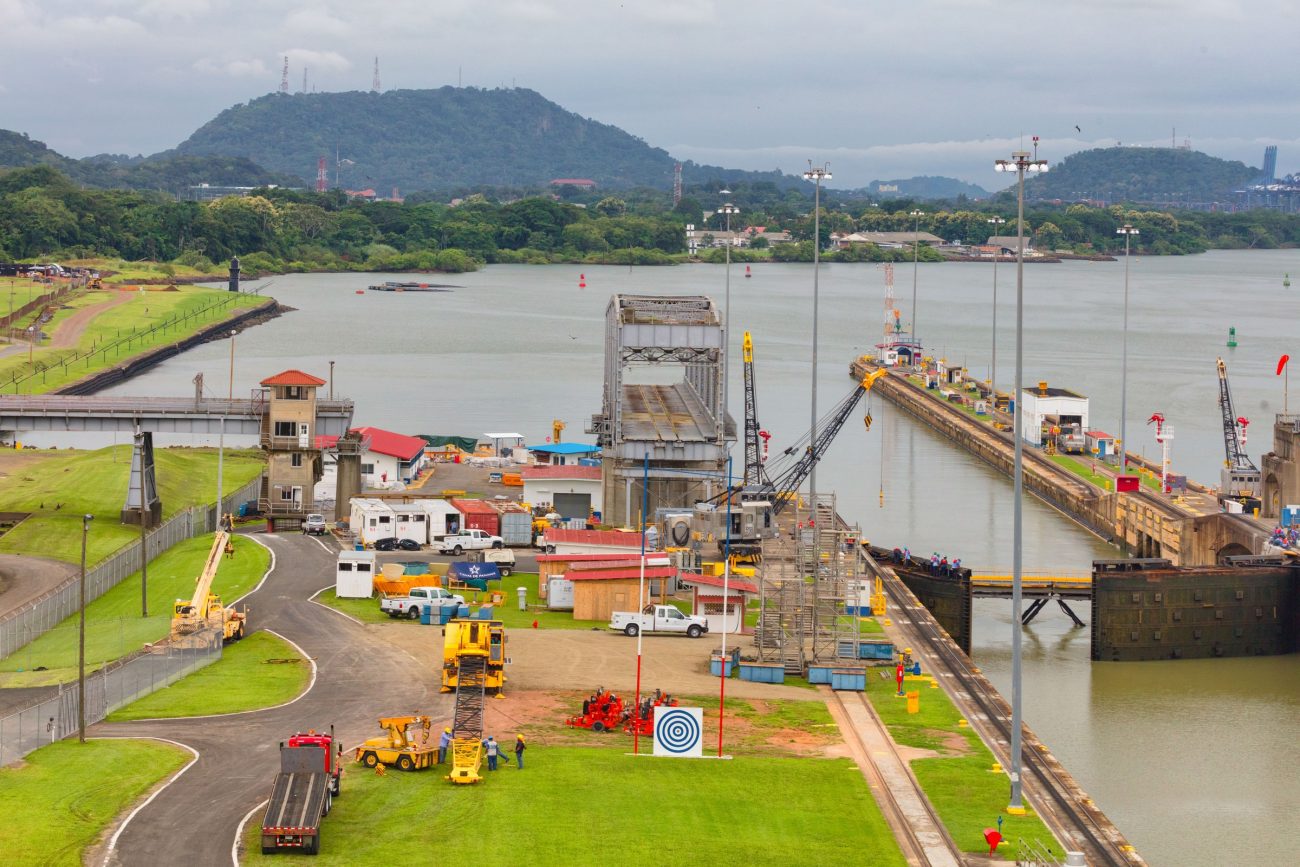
[99,252,1299,866]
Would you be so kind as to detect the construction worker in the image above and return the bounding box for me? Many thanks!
[514,735,526,770]
[485,736,499,771]
[224,539,235,560]
[438,727,452,765]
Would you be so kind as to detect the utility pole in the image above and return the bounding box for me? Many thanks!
[78,514,94,743]
[803,161,831,516]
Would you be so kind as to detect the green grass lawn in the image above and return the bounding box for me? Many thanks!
[0,533,270,686]
[107,630,309,720]
[242,746,906,866]
[0,738,190,867]
[864,670,1056,858]
[0,286,264,393]
[67,258,212,284]
[0,445,263,565]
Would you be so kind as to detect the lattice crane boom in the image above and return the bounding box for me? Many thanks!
[741,331,768,487]
[1216,357,1257,472]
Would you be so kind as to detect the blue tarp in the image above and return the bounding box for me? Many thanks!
[526,443,600,455]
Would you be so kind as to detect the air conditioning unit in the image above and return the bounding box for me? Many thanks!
[663,512,693,548]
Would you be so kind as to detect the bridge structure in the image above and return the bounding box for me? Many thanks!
[0,374,355,528]
[587,295,735,527]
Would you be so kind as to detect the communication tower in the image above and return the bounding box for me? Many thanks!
[279,56,289,94]
[673,163,683,205]
[371,57,381,93]
[881,262,899,342]
[302,67,307,94]
[316,157,328,193]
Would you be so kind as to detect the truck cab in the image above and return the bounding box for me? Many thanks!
[437,528,505,555]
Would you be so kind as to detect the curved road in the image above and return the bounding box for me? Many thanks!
[92,532,449,866]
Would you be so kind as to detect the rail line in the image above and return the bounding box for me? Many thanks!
[864,553,1145,866]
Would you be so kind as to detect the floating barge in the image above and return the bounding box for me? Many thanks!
[367,281,457,292]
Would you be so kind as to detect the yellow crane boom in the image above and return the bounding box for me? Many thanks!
[172,515,246,641]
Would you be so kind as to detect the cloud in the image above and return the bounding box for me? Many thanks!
[282,8,350,36]
[193,57,270,78]
[282,49,351,74]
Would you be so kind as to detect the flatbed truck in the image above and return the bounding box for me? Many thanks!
[260,729,342,856]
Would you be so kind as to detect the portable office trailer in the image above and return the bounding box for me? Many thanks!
[349,498,395,545]
[421,498,463,538]
[336,550,377,598]
[390,502,429,545]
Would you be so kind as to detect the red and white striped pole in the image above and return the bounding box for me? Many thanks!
[633,452,648,754]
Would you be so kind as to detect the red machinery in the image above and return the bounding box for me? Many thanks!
[623,690,679,737]
[565,688,626,732]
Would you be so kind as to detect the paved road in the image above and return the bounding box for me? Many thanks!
[92,532,450,867]
[0,553,76,619]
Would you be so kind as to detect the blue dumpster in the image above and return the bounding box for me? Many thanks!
[831,669,867,691]
[419,604,433,626]
[436,604,455,625]
[738,662,785,684]
[807,665,835,685]
[710,656,734,677]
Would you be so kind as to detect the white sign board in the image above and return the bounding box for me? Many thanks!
[652,706,703,758]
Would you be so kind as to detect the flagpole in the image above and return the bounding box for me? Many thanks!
[718,456,732,757]
[633,452,648,755]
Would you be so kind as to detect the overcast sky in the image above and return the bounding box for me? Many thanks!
[2,0,1297,190]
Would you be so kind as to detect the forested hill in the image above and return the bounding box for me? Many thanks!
[0,129,300,192]
[1026,146,1259,203]
[170,87,796,194]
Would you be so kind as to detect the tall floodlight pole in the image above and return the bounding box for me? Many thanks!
[910,209,924,345]
[803,162,831,515]
[217,330,236,513]
[78,513,94,743]
[719,198,740,445]
[1117,224,1140,474]
[993,149,1047,813]
[987,216,1006,397]
[718,456,733,757]
[632,453,649,755]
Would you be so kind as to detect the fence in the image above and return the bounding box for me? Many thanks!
[0,278,85,336]
[0,628,221,766]
[0,476,261,659]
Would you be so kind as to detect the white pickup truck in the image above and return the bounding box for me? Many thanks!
[380,586,464,620]
[609,605,709,638]
[436,529,505,555]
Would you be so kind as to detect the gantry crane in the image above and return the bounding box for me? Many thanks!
[1215,357,1262,505]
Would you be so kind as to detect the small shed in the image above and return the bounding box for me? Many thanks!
[568,558,678,622]
[1085,430,1116,460]
[336,550,377,598]
[421,498,463,538]
[349,497,395,545]
[539,528,645,556]
[679,571,759,635]
[390,502,429,545]
[535,552,647,599]
[451,498,500,536]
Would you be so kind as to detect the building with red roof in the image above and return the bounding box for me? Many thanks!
[346,426,428,489]
[521,465,603,523]
[679,571,759,634]
[538,528,645,555]
[559,555,679,621]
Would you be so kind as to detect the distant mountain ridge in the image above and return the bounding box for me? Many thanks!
[1025,146,1259,203]
[856,175,990,200]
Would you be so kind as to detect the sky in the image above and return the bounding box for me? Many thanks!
[1,0,1298,190]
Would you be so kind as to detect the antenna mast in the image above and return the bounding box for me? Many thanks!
[673,163,683,205]
[371,57,381,92]
[278,56,289,94]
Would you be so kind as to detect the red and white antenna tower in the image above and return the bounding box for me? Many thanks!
[371,57,381,93]
[672,163,682,205]
[881,263,898,341]
[279,56,289,94]
[1147,413,1174,493]
[316,157,328,193]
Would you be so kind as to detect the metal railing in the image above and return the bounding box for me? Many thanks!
[0,476,260,659]
[0,628,221,766]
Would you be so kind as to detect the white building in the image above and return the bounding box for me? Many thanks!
[1019,382,1089,446]
[520,465,604,521]
[335,549,377,598]
[352,427,429,488]
[390,502,429,545]
[679,572,758,635]
[349,498,395,545]
[421,498,463,538]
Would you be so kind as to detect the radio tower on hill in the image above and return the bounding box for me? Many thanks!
[316,157,328,193]
[673,163,683,205]
[371,57,381,92]
[279,56,289,94]
[881,263,900,341]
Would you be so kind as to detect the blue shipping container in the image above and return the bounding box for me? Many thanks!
[807,666,834,685]
[830,669,867,691]
[858,641,895,661]
[738,663,785,684]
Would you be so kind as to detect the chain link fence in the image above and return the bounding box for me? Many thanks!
[0,477,260,660]
[0,627,221,765]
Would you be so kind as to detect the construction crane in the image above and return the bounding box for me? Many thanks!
[552,418,566,444]
[171,515,246,642]
[442,619,507,785]
[741,332,770,487]
[1215,357,1262,505]
[354,715,437,771]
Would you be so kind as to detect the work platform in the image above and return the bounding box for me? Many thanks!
[0,394,354,437]
[619,383,717,447]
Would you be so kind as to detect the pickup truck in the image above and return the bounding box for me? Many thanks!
[609,605,709,638]
[380,586,464,620]
[437,529,504,555]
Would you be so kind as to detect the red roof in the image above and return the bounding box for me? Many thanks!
[566,566,677,582]
[352,426,426,460]
[543,529,646,548]
[520,466,601,480]
[260,369,326,387]
[536,552,644,564]
[1086,430,1115,439]
[569,556,671,572]
[679,572,759,595]
[451,498,498,516]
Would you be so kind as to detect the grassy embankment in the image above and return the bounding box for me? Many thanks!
[0,444,263,566]
[0,284,264,394]
[0,739,190,867]
[243,743,906,866]
[865,667,1057,858]
[0,533,270,687]
[107,630,309,720]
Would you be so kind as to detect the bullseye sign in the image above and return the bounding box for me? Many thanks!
[653,707,703,757]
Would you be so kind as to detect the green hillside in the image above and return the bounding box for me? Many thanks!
[858,175,990,200]
[1025,146,1259,203]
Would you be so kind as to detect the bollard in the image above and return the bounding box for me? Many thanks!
[517,585,528,611]
[906,691,920,714]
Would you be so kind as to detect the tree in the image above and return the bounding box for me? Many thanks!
[1034,221,1063,251]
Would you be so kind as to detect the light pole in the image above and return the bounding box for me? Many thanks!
[78,513,94,743]
[993,149,1047,813]
[1117,224,1140,474]
[216,330,237,513]
[719,197,740,447]
[910,209,924,346]
[987,216,1006,399]
[803,161,831,515]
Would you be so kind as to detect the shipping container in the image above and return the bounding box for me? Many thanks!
[450,498,500,536]
[488,501,533,546]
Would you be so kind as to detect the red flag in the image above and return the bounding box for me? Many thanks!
[1278,354,1291,376]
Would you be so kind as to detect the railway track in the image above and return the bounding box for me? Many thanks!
[826,687,961,867]
[865,554,1144,866]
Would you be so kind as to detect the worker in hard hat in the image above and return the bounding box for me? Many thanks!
[438,727,452,765]
[514,735,526,770]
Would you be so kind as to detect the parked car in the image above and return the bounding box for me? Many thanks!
[303,514,328,535]
[373,537,422,551]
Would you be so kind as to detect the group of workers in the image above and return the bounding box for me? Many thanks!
[437,726,526,770]
[889,547,963,577]
[1269,525,1299,550]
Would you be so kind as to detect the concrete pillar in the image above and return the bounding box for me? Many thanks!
[334,454,362,522]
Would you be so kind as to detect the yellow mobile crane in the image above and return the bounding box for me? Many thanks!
[354,715,438,771]
[171,515,247,642]
[442,619,508,784]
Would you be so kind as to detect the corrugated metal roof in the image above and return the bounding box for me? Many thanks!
[526,443,601,455]
[352,426,427,460]
[451,498,499,515]
[680,572,759,595]
[566,566,677,582]
[521,466,602,480]
[535,553,643,563]
[544,529,645,547]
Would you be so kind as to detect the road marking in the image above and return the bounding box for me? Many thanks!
[309,585,365,625]
[232,798,269,866]
[96,736,201,865]
[234,534,278,604]
[306,534,335,555]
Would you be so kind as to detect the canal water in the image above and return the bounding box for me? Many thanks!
[98,252,1299,866]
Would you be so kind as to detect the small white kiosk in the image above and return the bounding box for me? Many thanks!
[336,549,377,598]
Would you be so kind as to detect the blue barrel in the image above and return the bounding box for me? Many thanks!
[437,605,455,625]
[419,604,433,625]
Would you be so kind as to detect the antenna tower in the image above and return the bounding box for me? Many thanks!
[881,263,898,341]
[302,67,307,93]
[672,163,683,205]
[371,57,381,92]
[279,56,289,94]
[316,157,328,193]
